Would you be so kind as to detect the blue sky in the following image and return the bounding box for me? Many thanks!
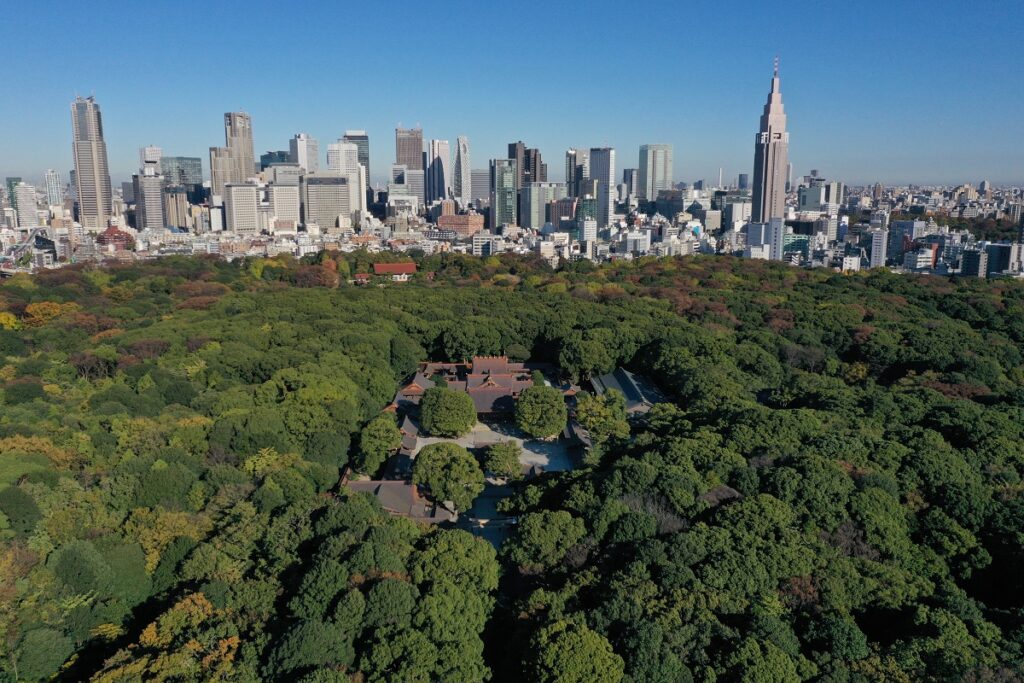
[2,0,1022,187]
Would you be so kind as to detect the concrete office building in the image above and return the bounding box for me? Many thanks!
[289,133,319,173]
[470,168,490,207]
[327,141,360,174]
[342,131,370,182]
[638,144,672,202]
[163,186,190,229]
[132,171,165,230]
[223,183,259,234]
[302,173,360,231]
[268,184,301,225]
[521,182,567,229]
[390,165,425,205]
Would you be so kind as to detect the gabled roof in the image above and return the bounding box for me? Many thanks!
[467,388,516,413]
[373,262,417,275]
[400,373,435,395]
[591,367,665,412]
[472,355,512,374]
[345,480,455,523]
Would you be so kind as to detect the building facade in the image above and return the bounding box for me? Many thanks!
[395,127,424,172]
[588,147,616,227]
[426,139,451,203]
[490,159,517,228]
[453,136,471,207]
[289,133,319,173]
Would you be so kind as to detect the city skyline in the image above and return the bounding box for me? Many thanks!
[1,1,1021,186]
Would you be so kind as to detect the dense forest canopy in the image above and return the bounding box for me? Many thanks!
[0,251,1023,682]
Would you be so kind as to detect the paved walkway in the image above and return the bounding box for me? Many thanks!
[413,421,575,472]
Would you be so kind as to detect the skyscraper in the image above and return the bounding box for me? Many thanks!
[71,96,112,229]
[5,177,22,217]
[289,133,319,173]
[470,168,489,207]
[209,147,232,198]
[342,131,370,182]
[268,184,301,226]
[133,171,165,230]
[507,141,546,191]
[395,127,424,172]
[490,159,517,228]
[327,141,360,174]
[752,60,789,223]
[323,141,366,216]
[224,112,255,178]
[738,173,750,191]
[521,182,567,229]
[211,112,254,199]
[302,174,360,231]
[140,145,163,170]
[44,170,62,207]
[638,144,673,202]
[565,149,589,197]
[426,139,451,203]
[622,169,638,197]
[162,186,190,229]
[453,136,471,206]
[588,147,615,227]
[133,146,165,230]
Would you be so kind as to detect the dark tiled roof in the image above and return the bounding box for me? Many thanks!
[467,388,516,413]
[345,480,454,523]
[591,367,664,412]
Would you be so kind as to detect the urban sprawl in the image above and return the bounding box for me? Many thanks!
[3,64,1023,279]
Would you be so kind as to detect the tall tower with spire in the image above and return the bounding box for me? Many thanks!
[751,58,789,222]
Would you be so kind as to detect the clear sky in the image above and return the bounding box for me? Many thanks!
[2,0,1022,187]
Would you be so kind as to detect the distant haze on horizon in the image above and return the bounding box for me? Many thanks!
[2,0,1022,187]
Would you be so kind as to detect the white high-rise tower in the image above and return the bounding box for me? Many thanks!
[44,169,63,207]
[290,133,319,173]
